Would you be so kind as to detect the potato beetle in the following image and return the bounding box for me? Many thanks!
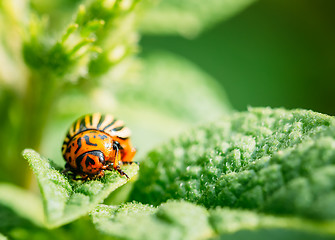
[61,113,136,180]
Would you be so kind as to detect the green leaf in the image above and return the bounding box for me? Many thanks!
[140,0,256,37]
[131,107,335,220]
[22,149,139,228]
[0,183,44,229]
[209,208,335,236]
[90,201,335,240]
[214,229,335,240]
[0,233,7,240]
[90,201,214,240]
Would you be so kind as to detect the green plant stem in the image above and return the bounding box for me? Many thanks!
[20,71,60,189]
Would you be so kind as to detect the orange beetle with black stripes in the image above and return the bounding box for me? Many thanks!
[62,113,136,180]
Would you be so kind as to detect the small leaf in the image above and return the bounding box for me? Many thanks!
[90,201,214,240]
[90,201,335,240]
[209,208,335,236]
[0,233,7,240]
[0,183,44,228]
[140,0,256,37]
[22,149,139,228]
[131,108,335,220]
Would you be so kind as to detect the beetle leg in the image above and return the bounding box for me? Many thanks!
[61,167,71,174]
[61,162,72,174]
[106,165,129,179]
[115,165,129,179]
[102,161,112,168]
[106,143,129,179]
[72,174,88,181]
[91,170,105,179]
[122,161,139,165]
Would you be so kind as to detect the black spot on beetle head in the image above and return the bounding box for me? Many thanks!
[98,134,108,140]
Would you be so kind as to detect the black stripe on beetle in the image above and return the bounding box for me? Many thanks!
[98,134,108,140]
[75,154,85,172]
[79,117,86,131]
[89,150,105,163]
[83,135,98,146]
[74,137,82,154]
[103,119,117,130]
[115,136,128,140]
[96,115,105,129]
[66,132,71,142]
[85,155,96,167]
[89,115,93,126]
[66,145,72,153]
[113,126,124,131]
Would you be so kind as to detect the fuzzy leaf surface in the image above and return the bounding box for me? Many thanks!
[131,108,335,220]
[90,201,335,240]
[22,149,138,228]
[90,201,213,240]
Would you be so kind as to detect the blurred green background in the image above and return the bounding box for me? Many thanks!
[141,0,335,115]
[1,0,335,239]
[1,0,335,187]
